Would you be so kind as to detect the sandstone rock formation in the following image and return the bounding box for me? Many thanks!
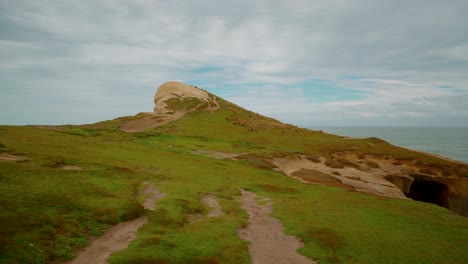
[120,81,219,132]
[273,152,468,216]
[153,81,218,114]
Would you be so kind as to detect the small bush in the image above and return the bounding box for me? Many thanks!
[325,159,344,169]
[237,154,277,170]
[441,170,452,177]
[366,161,380,168]
[165,97,202,111]
[455,166,468,177]
[338,158,359,168]
[306,155,321,163]
[46,159,68,168]
[419,168,436,175]
[257,184,297,193]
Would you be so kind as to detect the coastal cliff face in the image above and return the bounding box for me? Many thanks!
[272,152,467,216]
[123,81,468,216]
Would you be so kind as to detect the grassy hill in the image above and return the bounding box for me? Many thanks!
[0,88,467,264]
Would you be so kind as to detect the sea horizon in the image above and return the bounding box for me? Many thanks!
[310,126,468,163]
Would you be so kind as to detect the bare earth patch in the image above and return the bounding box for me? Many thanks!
[193,150,239,160]
[67,217,148,264]
[237,190,316,264]
[141,181,165,210]
[202,194,225,218]
[0,153,26,161]
[67,182,165,264]
[120,112,185,132]
[60,165,84,170]
[189,193,225,223]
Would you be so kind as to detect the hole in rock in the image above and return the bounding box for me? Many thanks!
[406,179,449,209]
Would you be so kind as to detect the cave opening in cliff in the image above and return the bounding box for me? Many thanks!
[406,179,449,209]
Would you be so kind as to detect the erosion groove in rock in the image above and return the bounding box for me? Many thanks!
[272,152,468,216]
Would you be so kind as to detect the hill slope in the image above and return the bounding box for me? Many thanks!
[0,81,467,264]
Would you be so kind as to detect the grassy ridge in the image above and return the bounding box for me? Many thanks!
[0,103,467,263]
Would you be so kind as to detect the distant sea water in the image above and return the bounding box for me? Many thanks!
[312,127,468,163]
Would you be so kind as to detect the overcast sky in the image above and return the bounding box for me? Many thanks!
[1,0,467,127]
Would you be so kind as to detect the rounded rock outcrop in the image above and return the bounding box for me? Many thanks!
[153,81,218,114]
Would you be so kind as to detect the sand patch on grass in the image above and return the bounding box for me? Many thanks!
[141,181,165,210]
[193,150,239,160]
[237,190,316,264]
[189,193,225,223]
[0,153,26,161]
[59,165,84,170]
[202,194,225,218]
[120,112,185,132]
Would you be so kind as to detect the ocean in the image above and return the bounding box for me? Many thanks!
[312,127,468,163]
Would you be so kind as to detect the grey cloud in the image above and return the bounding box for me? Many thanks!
[0,0,467,125]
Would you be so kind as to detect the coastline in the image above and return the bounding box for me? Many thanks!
[317,126,468,164]
[401,146,467,165]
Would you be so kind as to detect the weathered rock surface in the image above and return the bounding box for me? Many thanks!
[120,81,219,132]
[273,152,468,216]
[153,81,219,114]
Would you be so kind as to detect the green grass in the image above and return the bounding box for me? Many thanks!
[0,99,467,264]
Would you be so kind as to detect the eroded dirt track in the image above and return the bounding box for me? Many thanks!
[67,217,148,264]
[238,190,316,264]
[67,183,164,264]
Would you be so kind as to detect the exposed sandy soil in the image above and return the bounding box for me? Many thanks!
[120,98,219,133]
[0,153,26,161]
[141,181,165,210]
[67,217,149,264]
[120,111,185,132]
[67,183,164,264]
[60,165,84,170]
[237,190,316,264]
[202,194,225,218]
[193,150,239,160]
[189,193,224,223]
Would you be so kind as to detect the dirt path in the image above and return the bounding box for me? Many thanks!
[237,190,316,264]
[67,183,164,264]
